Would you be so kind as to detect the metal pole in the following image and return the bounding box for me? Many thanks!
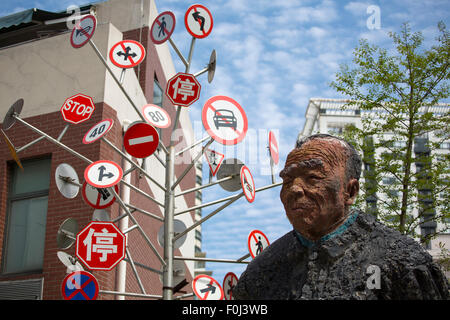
[174,255,250,265]
[57,124,70,141]
[175,135,210,156]
[174,192,244,242]
[168,37,188,68]
[99,290,162,299]
[15,135,46,153]
[126,247,146,294]
[171,137,214,190]
[174,175,235,197]
[162,144,175,300]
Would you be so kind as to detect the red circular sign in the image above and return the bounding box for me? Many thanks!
[76,221,126,271]
[81,181,119,209]
[247,230,270,259]
[109,40,146,69]
[268,131,279,165]
[60,93,95,124]
[192,274,224,300]
[184,4,213,39]
[70,15,96,48]
[150,11,176,44]
[223,272,239,300]
[240,165,255,203]
[202,95,248,145]
[165,72,201,107]
[124,122,159,158]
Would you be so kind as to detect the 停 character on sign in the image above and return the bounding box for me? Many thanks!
[171,77,195,101]
[83,228,118,262]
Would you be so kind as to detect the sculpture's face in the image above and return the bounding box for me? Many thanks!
[280,138,356,241]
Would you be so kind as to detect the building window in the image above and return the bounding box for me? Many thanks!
[2,158,51,274]
[153,78,163,107]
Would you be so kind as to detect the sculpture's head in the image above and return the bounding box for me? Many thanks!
[279,134,361,241]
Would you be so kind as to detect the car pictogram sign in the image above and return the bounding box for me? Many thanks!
[60,93,95,125]
[109,40,146,69]
[123,122,159,158]
[81,181,119,209]
[248,230,270,259]
[165,72,201,107]
[268,130,279,165]
[61,271,99,300]
[76,221,126,271]
[240,165,256,203]
[184,4,213,39]
[84,160,123,189]
[150,11,176,44]
[204,148,225,177]
[202,95,248,145]
[82,119,114,144]
[223,272,239,300]
[70,15,96,48]
[141,104,171,129]
[192,274,224,300]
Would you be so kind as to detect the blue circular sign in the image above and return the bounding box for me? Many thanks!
[61,271,99,300]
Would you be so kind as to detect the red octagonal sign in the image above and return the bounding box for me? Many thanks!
[61,93,95,124]
[165,72,201,107]
[76,221,125,271]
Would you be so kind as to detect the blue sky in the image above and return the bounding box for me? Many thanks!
[2,0,449,294]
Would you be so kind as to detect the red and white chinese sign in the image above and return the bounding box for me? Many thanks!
[165,72,201,107]
[76,221,125,271]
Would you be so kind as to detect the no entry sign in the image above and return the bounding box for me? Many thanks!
[123,122,159,158]
[83,119,114,144]
[240,165,256,203]
[141,104,171,129]
[248,230,270,259]
[184,4,213,39]
[81,181,119,209]
[223,272,238,300]
[84,160,123,189]
[109,40,146,69]
[202,95,248,145]
[268,130,279,165]
[165,72,201,107]
[60,93,95,125]
[192,274,223,300]
[61,271,99,300]
[70,15,96,48]
[76,221,126,271]
[150,11,176,44]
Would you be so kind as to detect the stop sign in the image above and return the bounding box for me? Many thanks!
[76,221,125,271]
[165,72,201,107]
[61,93,95,124]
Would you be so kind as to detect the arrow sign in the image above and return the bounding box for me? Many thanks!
[192,275,223,300]
[109,40,146,69]
[84,160,123,189]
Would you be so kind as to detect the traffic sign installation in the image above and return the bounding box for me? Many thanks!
[248,230,270,259]
[150,11,176,44]
[268,130,280,165]
[81,182,119,209]
[60,93,95,124]
[240,165,256,203]
[165,72,201,107]
[76,221,126,271]
[223,272,239,300]
[70,15,96,48]
[141,104,171,129]
[184,4,213,39]
[204,148,225,177]
[83,119,114,144]
[61,271,99,300]
[123,121,159,158]
[202,95,248,145]
[192,274,224,300]
[84,160,123,189]
[109,40,146,69]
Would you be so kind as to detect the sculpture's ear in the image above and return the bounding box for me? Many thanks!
[345,178,359,206]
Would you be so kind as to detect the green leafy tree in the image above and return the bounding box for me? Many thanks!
[330,22,450,245]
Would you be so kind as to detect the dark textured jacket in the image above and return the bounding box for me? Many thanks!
[233,211,449,300]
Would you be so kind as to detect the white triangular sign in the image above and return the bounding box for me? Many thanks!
[204,148,225,177]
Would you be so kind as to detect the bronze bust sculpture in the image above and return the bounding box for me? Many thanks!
[233,134,448,299]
